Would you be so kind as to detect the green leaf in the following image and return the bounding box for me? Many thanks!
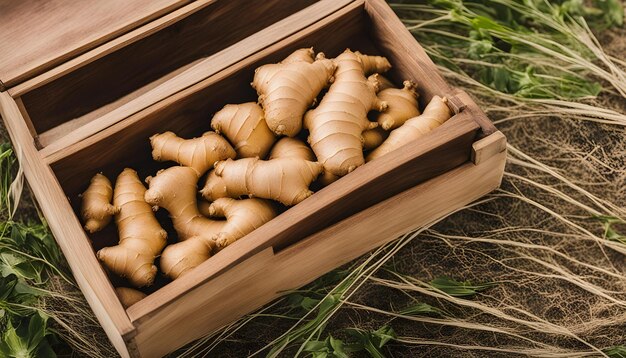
[429,276,494,297]
[604,345,626,358]
[398,302,444,316]
[346,325,396,358]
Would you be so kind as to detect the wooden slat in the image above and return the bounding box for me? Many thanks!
[472,130,507,165]
[0,92,134,357]
[37,0,354,159]
[0,0,190,88]
[128,144,507,358]
[8,0,216,98]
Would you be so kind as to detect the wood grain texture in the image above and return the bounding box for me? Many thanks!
[7,0,217,98]
[472,130,507,165]
[128,146,507,358]
[0,0,189,87]
[36,0,350,158]
[0,93,134,357]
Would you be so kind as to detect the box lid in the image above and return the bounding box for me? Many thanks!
[0,0,190,89]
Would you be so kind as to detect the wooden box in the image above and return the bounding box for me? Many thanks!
[0,0,506,357]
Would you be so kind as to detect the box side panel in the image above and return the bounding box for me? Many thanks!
[129,141,507,358]
[0,0,190,87]
[0,93,134,357]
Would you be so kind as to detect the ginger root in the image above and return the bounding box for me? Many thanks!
[362,126,389,151]
[145,166,277,243]
[211,102,276,159]
[97,168,167,287]
[200,152,322,206]
[252,48,336,137]
[150,131,235,175]
[81,173,118,233]
[145,166,224,241]
[367,96,452,162]
[268,137,316,161]
[160,197,276,279]
[304,49,391,176]
[116,287,146,308]
[375,80,420,130]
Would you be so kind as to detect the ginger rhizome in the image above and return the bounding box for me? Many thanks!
[160,197,276,279]
[200,141,323,206]
[145,166,224,241]
[252,48,336,137]
[211,102,276,159]
[116,287,146,308]
[362,126,389,151]
[375,80,420,130]
[97,169,167,287]
[268,137,316,161]
[81,173,118,233]
[367,96,452,162]
[304,49,391,176]
[145,166,277,242]
[150,131,235,175]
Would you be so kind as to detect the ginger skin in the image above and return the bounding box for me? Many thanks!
[144,166,224,241]
[211,103,276,159]
[367,96,452,162]
[97,169,167,288]
[375,80,420,130]
[268,137,316,161]
[116,287,146,308]
[145,166,277,245]
[160,197,276,279]
[362,126,389,151]
[304,49,391,177]
[252,48,336,137]
[150,131,235,175]
[200,156,323,206]
[81,173,118,233]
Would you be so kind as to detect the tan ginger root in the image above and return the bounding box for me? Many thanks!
[97,169,167,287]
[375,80,420,130]
[200,152,322,206]
[252,48,336,137]
[150,131,235,175]
[145,166,276,241]
[211,102,276,159]
[367,95,452,162]
[304,49,391,177]
[268,138,342,188]
[145,166,224,241]
[160,197,276,279]
[116,287,146,308]
[362,126,389,151]
[81,173,119,233]
[268,137,316,161]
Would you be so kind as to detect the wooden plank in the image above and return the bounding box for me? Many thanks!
[0,0,190,88]
[37,0,354,159]
[0,92,134,357]
[36,59,205,148]
[128,148,506,358]
[8,0,216,98]
[472,130,507,165]
[449,88,498,137]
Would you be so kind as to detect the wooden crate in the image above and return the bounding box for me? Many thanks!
[0,0,506,357]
